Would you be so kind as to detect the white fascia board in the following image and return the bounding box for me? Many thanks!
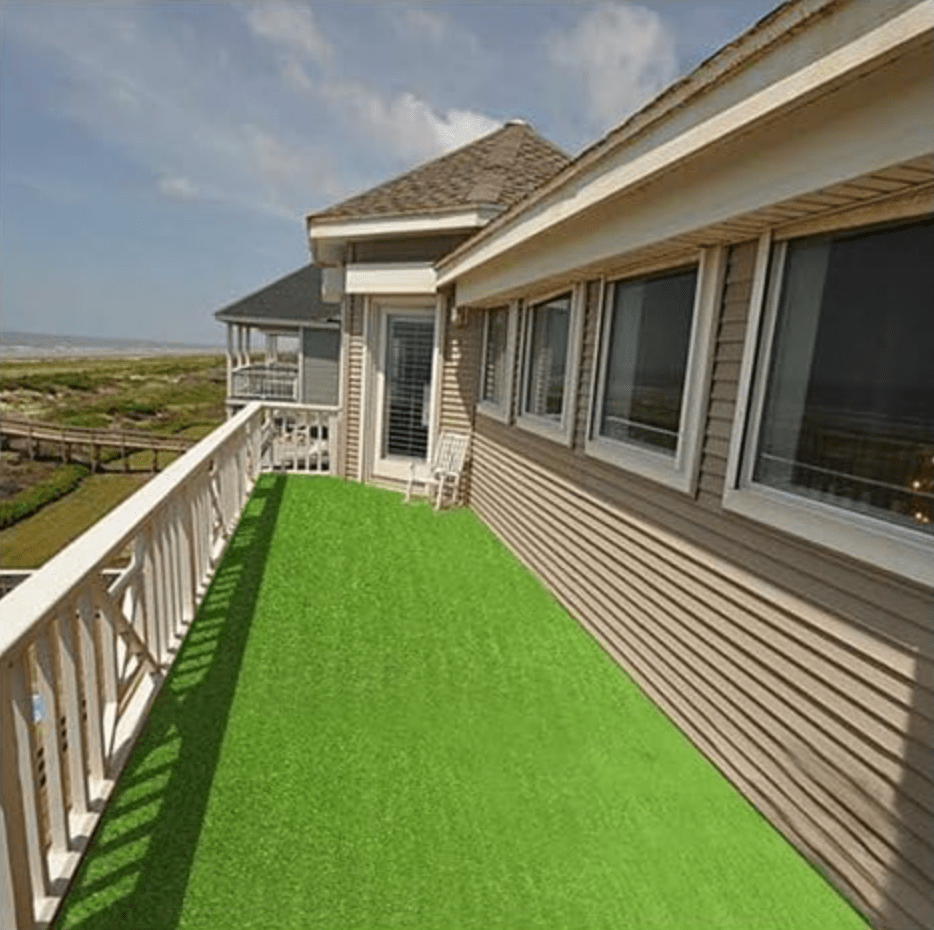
[437,2,934,288]
[309,207,499,243]
[345,263,438,295]
[215,316,337,329]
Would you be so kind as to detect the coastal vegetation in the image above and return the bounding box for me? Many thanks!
[0,353,226,568]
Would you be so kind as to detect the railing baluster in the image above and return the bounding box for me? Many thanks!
[179,491,196,624]
[165,507,181,644]
[139,528,160,669]
[1,651,39,930]
[54,607,89,824]
[7,651,50,907]
[153,517,171,665]
[32,628,70,858]
[76,592,106,788]
[92,590,119,766]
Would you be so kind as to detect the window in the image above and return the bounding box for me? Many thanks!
[477,305,514,421]
[517,289,582,443]
[726,217,934,585]
[587,250,722,491]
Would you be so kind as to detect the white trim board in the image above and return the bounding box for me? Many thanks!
[309,207,499,244]
[344,263,437,295]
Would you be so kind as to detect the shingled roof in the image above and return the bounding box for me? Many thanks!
[310,121,570,223]
[214,264,340,327]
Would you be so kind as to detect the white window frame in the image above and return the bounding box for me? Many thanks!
[585,247,725,494]
[723,229,934,588]
[476,302,518,423]
[516,284,584,446]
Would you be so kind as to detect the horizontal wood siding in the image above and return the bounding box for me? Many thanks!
[439,311,481,436]
[439,311,481,499]
[342,296,364,480]
[467,240,934,930]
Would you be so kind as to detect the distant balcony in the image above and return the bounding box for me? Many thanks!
[1,408,865,930]
[230,363,298,402]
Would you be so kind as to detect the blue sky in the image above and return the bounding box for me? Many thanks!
[0,1,777,346]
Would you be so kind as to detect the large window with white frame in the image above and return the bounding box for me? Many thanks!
[586,249,722,492]
[477,305,514,421]
[517,288,582,443]
[726,216,934,585]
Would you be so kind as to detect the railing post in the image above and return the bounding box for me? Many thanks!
[54,607,89,823]
[33,628,70,858]
[1,652,38,930]
[76,593,106,787]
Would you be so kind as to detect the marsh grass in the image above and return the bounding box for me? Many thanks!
[0,354,226,565]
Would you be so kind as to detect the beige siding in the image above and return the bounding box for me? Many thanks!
[468,240,934,930]
[341,296,364,480]
[439,311,481,435]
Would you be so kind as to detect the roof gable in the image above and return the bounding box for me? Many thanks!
[309,121,569,223]
[214,264,339,326]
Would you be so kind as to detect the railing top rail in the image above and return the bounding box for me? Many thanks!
[0,402,265,659]
[232,363,299,372]
[262,402,342,414]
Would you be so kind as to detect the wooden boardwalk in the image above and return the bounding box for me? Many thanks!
[0,415,194,472]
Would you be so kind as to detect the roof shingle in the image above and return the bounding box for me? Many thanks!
[310,121,569,222]
[214,264,339,326]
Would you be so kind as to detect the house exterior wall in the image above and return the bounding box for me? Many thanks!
[301,327,340,406]
[439,311,482,436]
[463,238,933,930]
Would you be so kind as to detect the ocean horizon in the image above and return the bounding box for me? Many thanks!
[0,330,221,359]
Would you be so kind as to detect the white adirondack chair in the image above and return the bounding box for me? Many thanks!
[406,432,470,510]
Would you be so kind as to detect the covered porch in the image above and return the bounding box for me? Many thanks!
[215,264,341,413]
[2,433,866,928]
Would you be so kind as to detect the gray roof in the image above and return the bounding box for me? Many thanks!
[215,264,340,327]
[309,121,570,223]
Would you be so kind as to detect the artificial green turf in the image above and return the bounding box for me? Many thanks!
[55,476,867,929]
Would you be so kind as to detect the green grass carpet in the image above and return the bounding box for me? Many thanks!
[55,476,867,929]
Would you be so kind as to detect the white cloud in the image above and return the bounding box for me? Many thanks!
[282,58,313,93]
[6,4,346,219]
[548,2,678,131]
[320,80,499,162]
[245,4,333,65]
[389,5,482,58]
[158,176,201,200]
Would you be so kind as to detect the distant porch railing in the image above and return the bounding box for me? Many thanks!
[230,364,298,401]
[0,401,341,929]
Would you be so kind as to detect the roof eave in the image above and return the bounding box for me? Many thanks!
[436,0,842,279]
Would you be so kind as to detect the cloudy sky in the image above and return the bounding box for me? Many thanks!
[0,1,777,346]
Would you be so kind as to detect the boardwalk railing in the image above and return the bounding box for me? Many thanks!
[0,417,194,472]
[0,403,273,930]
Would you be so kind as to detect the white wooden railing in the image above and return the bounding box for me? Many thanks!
[0,403,276,929]
[230,364,298,401]
[263,404,341,474]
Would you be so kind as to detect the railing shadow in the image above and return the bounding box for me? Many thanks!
[53,473,287,930]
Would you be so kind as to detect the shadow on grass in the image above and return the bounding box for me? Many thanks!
[55,474,287,930]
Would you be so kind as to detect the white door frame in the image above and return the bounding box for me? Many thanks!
[367,297,440,483]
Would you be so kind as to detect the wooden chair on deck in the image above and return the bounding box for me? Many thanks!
[405,432,470,510]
